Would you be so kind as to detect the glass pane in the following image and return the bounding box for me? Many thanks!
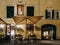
[17,5,24,15]
[26,24,34,31]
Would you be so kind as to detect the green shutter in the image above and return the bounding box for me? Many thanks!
[7,6,14,18]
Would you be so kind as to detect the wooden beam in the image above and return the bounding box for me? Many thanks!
[0,18,7,24]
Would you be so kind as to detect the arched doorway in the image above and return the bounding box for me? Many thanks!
[41,24,56,40]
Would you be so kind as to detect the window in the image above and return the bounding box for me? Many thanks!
[45,10,54,19]
[27,6,34,16]
[57,10,60,19]
[43,31,48,37]
[7,6,14,18]
[7,24,11,35]
[17,5,24,15]
[26,24,34,31]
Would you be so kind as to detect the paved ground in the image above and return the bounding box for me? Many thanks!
[40,40,60,45]
[0,39,60,45]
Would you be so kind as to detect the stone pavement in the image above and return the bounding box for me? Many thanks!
[40,40,60,45]
[0,40,60,45]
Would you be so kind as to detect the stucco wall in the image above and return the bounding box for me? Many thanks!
[0,0,60,17]
[5,0,40,16]
[0,0,7,18]
[36,19,60,39]
[0,0,60,39]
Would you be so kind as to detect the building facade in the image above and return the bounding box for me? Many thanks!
[0,0,60,40]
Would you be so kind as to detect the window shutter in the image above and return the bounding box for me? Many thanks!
[7,6,14,18]
[52,10,54,19]
[45,10,48,19]
[27,6,34,16]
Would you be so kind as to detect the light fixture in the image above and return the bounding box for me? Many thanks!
[16,25,23,28]
[0,24,4,28]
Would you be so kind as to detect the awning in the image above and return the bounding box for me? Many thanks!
[2,18,16,25]
[0,18,7,24]
[13,16,43,24]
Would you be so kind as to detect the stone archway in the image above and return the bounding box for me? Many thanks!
[41,24,56,40]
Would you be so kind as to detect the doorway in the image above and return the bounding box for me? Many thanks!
[41,24,56,40]
[7,25,15,40]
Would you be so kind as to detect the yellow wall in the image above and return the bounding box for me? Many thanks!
[0,0,7,18]
[0,0,41,16]
[36,19,60,39]
[0,0,60,39]
[0,0,60,17]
